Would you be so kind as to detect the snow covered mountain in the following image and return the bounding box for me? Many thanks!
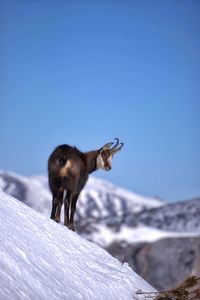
[0,189,156,300]
[1,170,200,291]
[1,169,200,250]
[132,197,200,232]
[0,170,162,226]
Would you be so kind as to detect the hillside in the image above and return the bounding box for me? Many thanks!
[0,189,156,300]
[1,170,200,291]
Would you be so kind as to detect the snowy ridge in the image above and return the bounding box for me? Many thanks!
[133,197,200,232]
[0,190,156,300]
[86,223,200,247]
[79,177,163,219]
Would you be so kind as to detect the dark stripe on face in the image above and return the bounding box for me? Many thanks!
[101,150,112,169]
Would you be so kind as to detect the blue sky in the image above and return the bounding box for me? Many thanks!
[1,0,199,201]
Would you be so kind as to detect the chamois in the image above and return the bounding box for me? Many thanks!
[48,138,124,231]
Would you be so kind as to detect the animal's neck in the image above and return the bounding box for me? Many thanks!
[85,150,99,174]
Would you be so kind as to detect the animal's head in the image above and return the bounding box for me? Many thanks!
[96,138,124,171]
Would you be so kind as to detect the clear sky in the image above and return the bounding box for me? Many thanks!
[1,0,199,202]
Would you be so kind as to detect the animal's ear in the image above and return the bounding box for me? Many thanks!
[100,141,113,151]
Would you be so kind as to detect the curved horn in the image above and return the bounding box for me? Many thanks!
[112,142,124,154]
[110,138,120,151]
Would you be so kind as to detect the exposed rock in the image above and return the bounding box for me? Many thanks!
[106,237,200,291]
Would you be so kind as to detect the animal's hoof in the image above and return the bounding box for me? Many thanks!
[68,224,75,231]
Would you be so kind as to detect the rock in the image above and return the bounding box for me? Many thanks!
[106,237,200,291]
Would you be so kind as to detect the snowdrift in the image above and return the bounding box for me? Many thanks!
[0,190,156,300]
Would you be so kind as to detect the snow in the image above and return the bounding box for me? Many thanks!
[0,171,163,221]
[76,176,163,221]
[0,170,164,234]
[0,189,156,300]
[85,176,163,209]
[0,170,51,216]
[1,170,199,255]
[89,223,200,247]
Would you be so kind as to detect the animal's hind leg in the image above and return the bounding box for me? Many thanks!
[50,191,63,223]
[54,191,63,223]
[69,193,79,231]
[64,191,71,227]
[50,196,58,220]
[54,203,62,223]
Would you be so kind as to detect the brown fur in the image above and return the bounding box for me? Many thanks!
[48,140,123,231]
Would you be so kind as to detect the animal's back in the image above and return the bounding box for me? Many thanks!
[48,144,87,194]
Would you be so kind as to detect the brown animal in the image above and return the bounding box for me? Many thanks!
[48,138,124,231]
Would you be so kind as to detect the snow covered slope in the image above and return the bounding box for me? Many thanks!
[0,190,156,300]
[0,171,51,215]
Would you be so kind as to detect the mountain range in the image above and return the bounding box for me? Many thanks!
[0,170,199,291]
